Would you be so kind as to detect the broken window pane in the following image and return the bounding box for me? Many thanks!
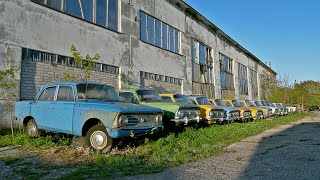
[199,43,206,65]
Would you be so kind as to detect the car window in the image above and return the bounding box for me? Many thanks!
[189,99,198,105]
[215,99,227,106]
[232,100,243,107]
[136,90,163,102]
[196,97,212,105]
[119,92,136,103]
[224,101,233,107]
[57,86,74,101]
[174,95,192,104]
[161,96,173,102]
[38,86,56,101]
[245,100,256,107]
[76,84,121,102]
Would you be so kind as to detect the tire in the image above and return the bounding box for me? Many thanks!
[85,124,113,153]
[26,119,42,138]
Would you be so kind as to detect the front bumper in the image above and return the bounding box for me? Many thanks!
[170,116,201,125]
[211,116,234,123]
[107,126,163,138]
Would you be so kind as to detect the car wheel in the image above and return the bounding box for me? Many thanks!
[26,119,42,137]
[86,124,113,153]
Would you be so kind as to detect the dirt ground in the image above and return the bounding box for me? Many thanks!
[121,112,320,180]
[1,112,320,180]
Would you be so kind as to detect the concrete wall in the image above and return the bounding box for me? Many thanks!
[0,0,275,128]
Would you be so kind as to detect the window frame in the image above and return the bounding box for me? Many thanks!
[56,85,75,102]
[31,0,120,32]
[139,10,180,55]
[37,86,58,101]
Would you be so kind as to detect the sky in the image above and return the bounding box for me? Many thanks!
[183,0,320,84]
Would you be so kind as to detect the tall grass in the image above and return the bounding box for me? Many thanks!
[0,113,310,179]
[60,113,310,179]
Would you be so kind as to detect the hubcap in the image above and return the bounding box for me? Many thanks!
[90,131,107,150]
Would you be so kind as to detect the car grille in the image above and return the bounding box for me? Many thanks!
[177,108,199,119]
[126,114,157,126]
[230,111,239,118]
[243,111,251,117]
[257,111,263,116]
[212,110,225,118]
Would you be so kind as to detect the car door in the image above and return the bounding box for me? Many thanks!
[51,85,75,134]
[30,86,57,130]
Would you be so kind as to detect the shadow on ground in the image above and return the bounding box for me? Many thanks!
[240,120,320,179]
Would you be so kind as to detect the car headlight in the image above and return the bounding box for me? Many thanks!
[155,114,163,125]
[195,110,201,116]
[118,115,128,126]
[177,110,184,118]
[209,110,214,117]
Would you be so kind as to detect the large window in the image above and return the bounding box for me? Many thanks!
[140,11,180,54]
[191,39,213,85]
[219,53,234,90]
[250,69,258,97]
[238,63,248,95]
[32,0,119,31]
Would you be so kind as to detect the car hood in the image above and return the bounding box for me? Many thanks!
[78,101,162,114]
[141,101,199,112]
[214,106,239,112]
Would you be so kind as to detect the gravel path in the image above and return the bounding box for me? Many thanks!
[121,112,320,180]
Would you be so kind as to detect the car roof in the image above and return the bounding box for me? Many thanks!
[42,82,113,88]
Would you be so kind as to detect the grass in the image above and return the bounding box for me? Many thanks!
[0,112,311,179]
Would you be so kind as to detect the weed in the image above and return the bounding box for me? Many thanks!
[0,112,311,179]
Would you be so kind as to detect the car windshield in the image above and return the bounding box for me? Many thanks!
[246,100,256,107]
[215,99,227,106]
[224,101,233,107]
[196,97,212,105]
[262,101,269,106]
[161,96,173,102]
[277,103,283,107]
[269,103,276,107]
[76,84,121,102]
[174,94,192,104]
[239,101,246,107]
[232,100,243,107]
[255,101,263,106]
[137,90,163,102]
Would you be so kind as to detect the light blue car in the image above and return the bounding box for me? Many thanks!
[15,82,164,153]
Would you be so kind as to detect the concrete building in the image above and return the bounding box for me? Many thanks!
[0,0,276,128]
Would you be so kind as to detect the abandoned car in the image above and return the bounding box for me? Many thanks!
[15,82,164,153]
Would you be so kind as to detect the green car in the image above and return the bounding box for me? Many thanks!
[118,89,201,128]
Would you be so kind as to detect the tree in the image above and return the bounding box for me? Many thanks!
[64,45,100,81]
[260,69,277,101]
[0,44,19,137]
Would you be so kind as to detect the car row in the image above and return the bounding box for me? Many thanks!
[14,82,296,153]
